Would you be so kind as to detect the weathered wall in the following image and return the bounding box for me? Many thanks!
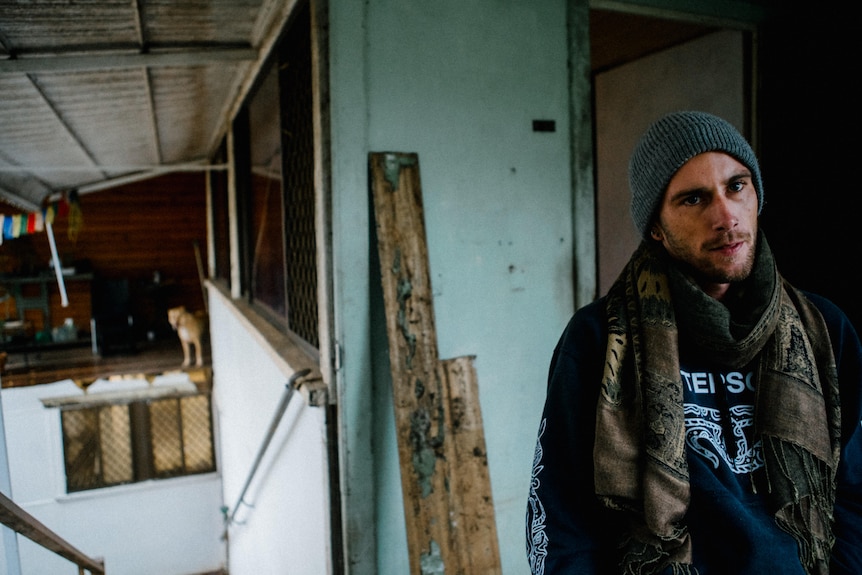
[329,1,573,573]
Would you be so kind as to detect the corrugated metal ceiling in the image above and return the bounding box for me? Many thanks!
[0,0,293,211]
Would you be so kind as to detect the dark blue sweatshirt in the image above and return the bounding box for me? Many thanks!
[526,292,862,574]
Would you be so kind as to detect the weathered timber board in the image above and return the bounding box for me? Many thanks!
[369,152,501,575]
[438,355,501,573]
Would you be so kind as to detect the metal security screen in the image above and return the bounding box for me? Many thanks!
[238,2,317,348]
[280,4,318,349]
[61,394,215,492]
[62,405,133,491]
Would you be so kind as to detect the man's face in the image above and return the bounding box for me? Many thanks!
[652,151,759,300]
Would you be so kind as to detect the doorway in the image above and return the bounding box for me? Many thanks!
[590,9,754,295]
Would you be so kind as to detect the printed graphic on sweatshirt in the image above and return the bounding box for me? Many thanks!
[682,368,763,474]
[526,418,548,575]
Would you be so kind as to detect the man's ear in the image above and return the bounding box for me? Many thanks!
[650,227,663,241]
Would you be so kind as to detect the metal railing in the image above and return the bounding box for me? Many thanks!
[222,368,312,528]
[0,489,105,574]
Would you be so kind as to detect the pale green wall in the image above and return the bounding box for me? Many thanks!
[329,1,574,573]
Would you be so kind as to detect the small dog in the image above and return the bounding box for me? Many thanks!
[167,306,205,367]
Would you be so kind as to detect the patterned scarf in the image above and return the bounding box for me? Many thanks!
[594,234,841,575]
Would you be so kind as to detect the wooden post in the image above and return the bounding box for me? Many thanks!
[369,152,501,575]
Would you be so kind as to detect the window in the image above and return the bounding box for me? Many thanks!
[279,6,318,348]
[235,2,319,348]
[210,139,231,287]
[247,61,287,320]
[60,393,215,492]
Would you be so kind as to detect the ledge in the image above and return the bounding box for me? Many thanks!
[205,281,327,406]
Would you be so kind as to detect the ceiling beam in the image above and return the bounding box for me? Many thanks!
[0,163,227,174]
[142,68,163,164]
[68,163,228,197]
[131,0,162,163]
[0,29,10,58]
[0,184,41,212]
[590,0,764,29]
[0,48,257,74]
[27,74,104,177]
[132,0,147,48]
[206,0,301,156]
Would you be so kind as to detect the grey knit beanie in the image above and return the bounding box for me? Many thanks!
[629,110,764,238]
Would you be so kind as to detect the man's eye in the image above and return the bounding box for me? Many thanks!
[682,195,701,206]
[729,180,746,192]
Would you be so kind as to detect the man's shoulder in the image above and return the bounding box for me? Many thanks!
[800,291,858,336]
[799,291,862,371]
[556,297,608,354]
[573,296,608,321]
[568,296,607,331]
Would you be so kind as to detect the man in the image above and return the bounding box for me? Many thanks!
[526,111,862,574]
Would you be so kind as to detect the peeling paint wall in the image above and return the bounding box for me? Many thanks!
[330,1,573,573]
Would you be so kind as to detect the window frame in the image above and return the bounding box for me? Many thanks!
[208,139,232,288]
[54,390,216,493]
[227,2,319,349]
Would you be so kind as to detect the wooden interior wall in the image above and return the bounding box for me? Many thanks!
[0,172,208,338]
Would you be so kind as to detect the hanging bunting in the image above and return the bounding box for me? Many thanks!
[66,189,83,241]
[0,190,83,307]
[0,193,79,243]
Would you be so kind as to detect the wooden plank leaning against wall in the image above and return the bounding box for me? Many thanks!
[369,151,502,575]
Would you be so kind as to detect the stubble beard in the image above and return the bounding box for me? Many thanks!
[663,229,757,286]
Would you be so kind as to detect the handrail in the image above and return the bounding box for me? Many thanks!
[223,368,312,527]
[0,490,105,574]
